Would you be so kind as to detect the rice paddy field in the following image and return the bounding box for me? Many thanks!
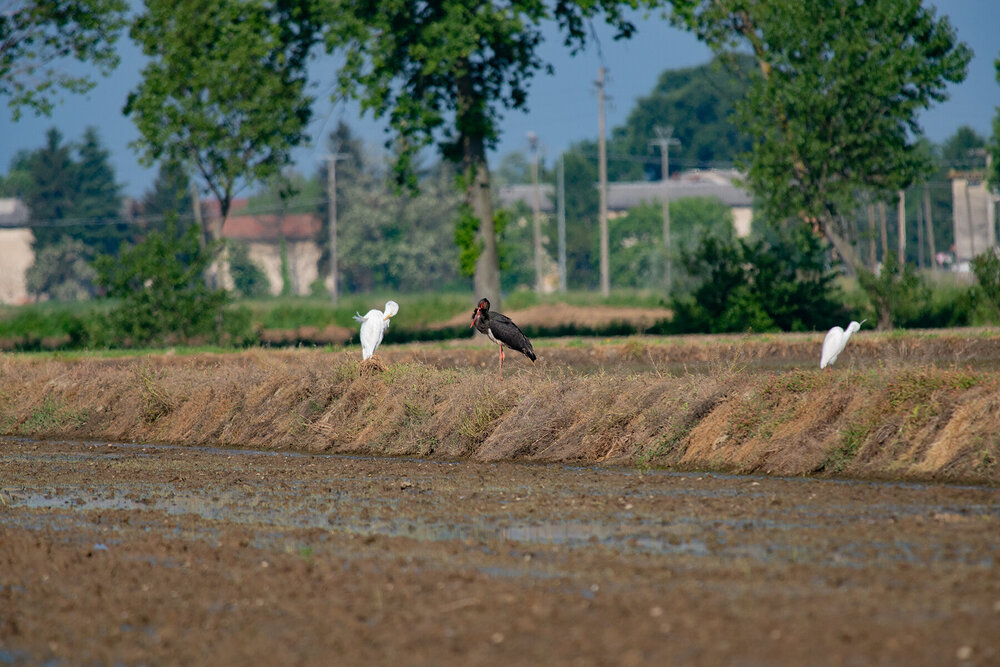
[2,327,999,665]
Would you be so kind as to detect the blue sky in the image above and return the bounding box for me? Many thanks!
[1,2,998,199]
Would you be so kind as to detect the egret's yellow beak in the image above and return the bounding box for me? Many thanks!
[383,313,393,321]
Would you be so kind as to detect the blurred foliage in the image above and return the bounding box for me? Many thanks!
[670,224,844,333]
[0,0,127,120]
[141,161,195,231]
[673,0,971,268]
[972,250,1000,321]
[25,239,99,302]
[992,55,1000,192]
[3,128,126,248]
[605,197,736,292]
[857,253,925,330]
[609,54,754,180]
[125,0,317,221]
[564,55,754,182]
[94,221,241,347]
[2,127,129,300]
[855,253,974,330]
[228,241,271,298]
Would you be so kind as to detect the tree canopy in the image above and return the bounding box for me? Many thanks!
[672,0,972,269]
[606,53,756,181]
[124,0,319,225]
[141,161,195,234]
[317,0,652,310]
[0,0,127,120]
[0,127,125,300]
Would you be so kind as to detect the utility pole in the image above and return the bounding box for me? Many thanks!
[867,202,877,269]
[986,153,997,250]
[923,185,937,273]
[597,66,609,297]
[916,196,924,269]
[190,178,206,250]
[878,201,889,264]
[528,132,544,294]
[897,189,906,266]
[964,178,976,261]
[324,152,344,306]
[650,125,680,291]
[557,153,567,292]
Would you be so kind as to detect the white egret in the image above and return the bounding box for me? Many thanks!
[353,300,399,360]
[820,319,865,369]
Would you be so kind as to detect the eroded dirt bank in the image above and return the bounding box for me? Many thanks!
[2,440,998,665]
[1,330,999,484]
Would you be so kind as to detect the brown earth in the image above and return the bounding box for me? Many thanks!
[2,439,998,666]
[432,303,674,330]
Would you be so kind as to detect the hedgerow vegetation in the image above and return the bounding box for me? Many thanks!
[1,346,996,484]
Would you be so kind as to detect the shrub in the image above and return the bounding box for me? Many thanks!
[228,241,271,298]
[94,221,240,347]
[971,249,1000,321]
[669,224,844,333]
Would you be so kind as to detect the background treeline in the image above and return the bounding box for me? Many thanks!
[2,54,999,349]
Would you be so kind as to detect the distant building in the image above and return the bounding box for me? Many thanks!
[205,199,324,296]
[0,198,33,304]
[951,174,999,271]
[497,169,754,237]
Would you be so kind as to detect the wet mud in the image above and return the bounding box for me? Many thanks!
[2,439,998,665]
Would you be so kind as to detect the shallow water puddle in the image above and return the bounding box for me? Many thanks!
[3,438,998,570]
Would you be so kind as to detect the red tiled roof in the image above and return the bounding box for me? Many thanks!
[221,213,321,242]
[202,198,249,221]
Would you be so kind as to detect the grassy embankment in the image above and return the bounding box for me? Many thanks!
[2,330,998,484]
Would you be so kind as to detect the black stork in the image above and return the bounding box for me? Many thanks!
[470,298,536,378]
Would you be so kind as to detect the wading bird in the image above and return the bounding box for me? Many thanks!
[353,300,399,360]
[820,319,865,369]
[470,298,536,379]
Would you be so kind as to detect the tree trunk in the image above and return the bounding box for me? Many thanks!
[467,142,501,311]
[457,69,502,310]
[867,203,877,269]
[822,223,859,277]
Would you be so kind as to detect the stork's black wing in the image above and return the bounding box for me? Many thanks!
[489,312,536,362]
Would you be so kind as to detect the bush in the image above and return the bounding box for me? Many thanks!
[669,224,844,333]
[94,221,241,347]
[228,241,271,298]
[25,239,99,302]
[857,253,932,329]
[971,249,1000,322]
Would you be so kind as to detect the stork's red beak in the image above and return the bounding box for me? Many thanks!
[470,307,480,328]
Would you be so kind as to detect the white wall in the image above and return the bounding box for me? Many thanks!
[246,240,321,296]
[0,228,34,304]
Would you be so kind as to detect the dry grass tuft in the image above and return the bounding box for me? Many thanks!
[2,337,999,483]
[359,356,387,376]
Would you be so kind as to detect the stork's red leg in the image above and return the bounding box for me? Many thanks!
[498,343,505,379]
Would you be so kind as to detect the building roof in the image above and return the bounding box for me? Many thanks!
[221,212,321,242]
[202,198,250,221]
[0,198,30,228]
[497,171,753,213]
[201,198,320,242]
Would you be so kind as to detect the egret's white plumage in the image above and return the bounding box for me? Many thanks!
[820,319,865,369]
[353,300,398,360]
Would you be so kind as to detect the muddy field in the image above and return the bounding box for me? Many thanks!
[2,438,998,666]
[2,331,1000,664]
